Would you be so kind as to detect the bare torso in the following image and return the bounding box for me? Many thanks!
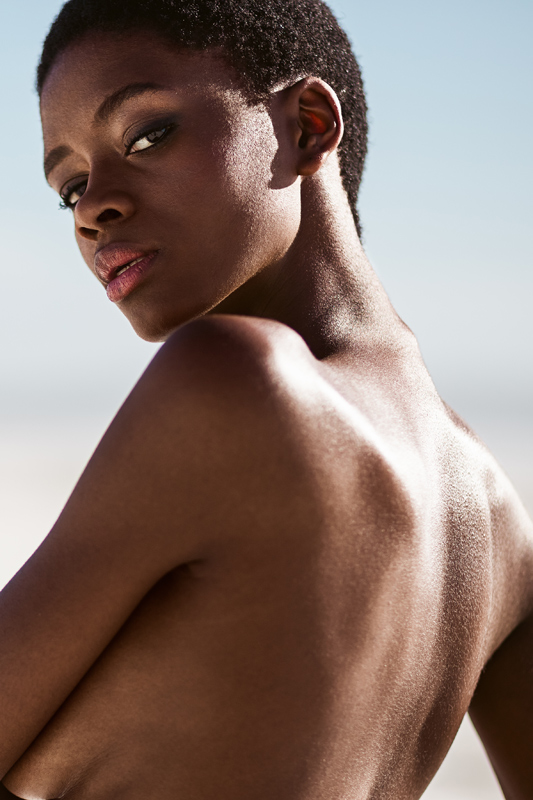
[5,317,533,800]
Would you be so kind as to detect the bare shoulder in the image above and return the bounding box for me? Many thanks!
[123,314,329,524]
[0,315,320,777]
[142,313,312,414]
[53,316,318,573]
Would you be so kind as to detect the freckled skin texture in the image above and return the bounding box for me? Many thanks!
[1,31,533,800]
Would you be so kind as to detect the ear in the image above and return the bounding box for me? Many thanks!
[291,78,344,177]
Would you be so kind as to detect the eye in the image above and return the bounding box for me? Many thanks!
[59,179,87,210]
[126,125,172,154]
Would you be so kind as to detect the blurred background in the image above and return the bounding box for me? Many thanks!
[0,0,531,796]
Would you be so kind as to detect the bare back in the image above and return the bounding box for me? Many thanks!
[4,317,533,800]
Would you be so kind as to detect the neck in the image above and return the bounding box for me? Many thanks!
[211,161,402,361]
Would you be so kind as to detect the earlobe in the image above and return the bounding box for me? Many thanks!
[296,82,343,176]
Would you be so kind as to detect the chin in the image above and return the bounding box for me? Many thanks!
[129,318,179,343]
[123,303,205,343]
[121,280,242,342]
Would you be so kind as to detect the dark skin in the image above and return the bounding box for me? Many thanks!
[1,30,532,800]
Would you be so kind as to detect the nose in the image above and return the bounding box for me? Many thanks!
[74,165,136,241]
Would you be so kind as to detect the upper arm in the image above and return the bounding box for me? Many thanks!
[0,316,304,777]
[469,612,533,799]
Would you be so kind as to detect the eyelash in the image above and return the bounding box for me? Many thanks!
[58,123,174,211]
[59,182,86,211]
[124,122,174,154]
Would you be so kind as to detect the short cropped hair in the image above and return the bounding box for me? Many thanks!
[38,0,368,237]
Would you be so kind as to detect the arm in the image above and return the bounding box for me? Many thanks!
[469,612,533,799]
[0,316,296,778]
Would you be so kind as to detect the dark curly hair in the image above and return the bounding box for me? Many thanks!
[37,0,368,237]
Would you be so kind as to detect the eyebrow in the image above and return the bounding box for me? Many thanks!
[43,82,168,181]
[94,81,167,123]
[44,144,73,182]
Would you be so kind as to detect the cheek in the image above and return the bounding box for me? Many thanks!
[75,234,97,275]
[153,119,301,286]
[212,118,302,265]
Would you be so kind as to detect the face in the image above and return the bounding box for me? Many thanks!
[40,32,303,341]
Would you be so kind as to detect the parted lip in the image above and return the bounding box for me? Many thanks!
[94,242,158,284]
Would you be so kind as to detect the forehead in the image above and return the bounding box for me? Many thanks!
[40,31,249,140]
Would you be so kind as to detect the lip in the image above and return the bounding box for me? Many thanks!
[94,243,159,303]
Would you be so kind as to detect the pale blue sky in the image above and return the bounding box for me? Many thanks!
[0,0,531,424]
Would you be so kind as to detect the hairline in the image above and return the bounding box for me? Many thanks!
[38,29,269,107]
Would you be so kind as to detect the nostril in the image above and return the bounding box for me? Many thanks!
[78,226,99,241]
[97,208,122,223]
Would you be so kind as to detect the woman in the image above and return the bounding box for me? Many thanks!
[1,1,532,798]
